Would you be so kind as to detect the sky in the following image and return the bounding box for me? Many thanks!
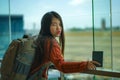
[0,0,120,30]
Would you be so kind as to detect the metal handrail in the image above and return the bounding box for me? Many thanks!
[82,69,120,78]
[0,60,119,78]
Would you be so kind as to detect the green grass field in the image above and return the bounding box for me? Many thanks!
[63,31,120,80]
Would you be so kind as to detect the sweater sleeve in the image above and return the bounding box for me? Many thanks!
[49,40,88,73]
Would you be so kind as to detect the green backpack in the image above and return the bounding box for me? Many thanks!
[0,35,36,80]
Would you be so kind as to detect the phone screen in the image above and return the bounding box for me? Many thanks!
[92,51,103,67]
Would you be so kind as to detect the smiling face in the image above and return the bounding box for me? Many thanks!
[50,17,62,37]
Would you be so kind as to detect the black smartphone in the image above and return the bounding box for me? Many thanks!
[92,51,103,67]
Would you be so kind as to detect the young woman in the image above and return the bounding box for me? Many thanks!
[28,11,100,80]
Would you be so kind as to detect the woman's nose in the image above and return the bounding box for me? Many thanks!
[57,25,61,30]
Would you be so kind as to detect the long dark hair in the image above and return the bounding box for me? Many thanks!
[34,11,65,65]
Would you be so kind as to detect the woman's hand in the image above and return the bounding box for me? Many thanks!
[87,61,101,70]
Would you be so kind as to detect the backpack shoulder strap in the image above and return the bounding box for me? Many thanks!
[28,62,51,80]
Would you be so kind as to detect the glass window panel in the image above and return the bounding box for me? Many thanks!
[112,0,120,72]
[94,0,120,79]
[0,0,9,58]
[10,0,93,61]
[10,0,93,79]
[64,1,92,62]
[94,0,111,69]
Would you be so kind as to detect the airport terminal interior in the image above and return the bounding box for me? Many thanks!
[0,0,120,80]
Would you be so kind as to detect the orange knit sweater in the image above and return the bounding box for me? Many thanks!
[30,38,88,79]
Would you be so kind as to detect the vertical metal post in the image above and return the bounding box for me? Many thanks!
[8,0,12,43]
[109,0,113,71]
[92,0,95,51]
[92,0,96,80]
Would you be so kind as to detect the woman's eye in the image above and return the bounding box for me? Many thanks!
[52,23,57,26]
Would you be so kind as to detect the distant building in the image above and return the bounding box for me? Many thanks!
[0,15,24,34]
[0,15,24,53]
[101,18,106,30]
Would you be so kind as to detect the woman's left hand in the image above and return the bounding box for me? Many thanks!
[87,61,101,70]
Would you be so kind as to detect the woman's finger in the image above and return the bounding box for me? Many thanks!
[91,61,101,66]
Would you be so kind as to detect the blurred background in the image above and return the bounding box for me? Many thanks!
[0,0,120,80]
